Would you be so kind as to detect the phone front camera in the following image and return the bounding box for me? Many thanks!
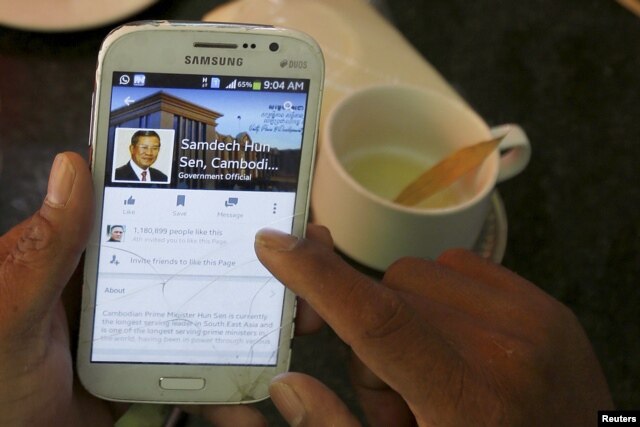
[269,42,279,52]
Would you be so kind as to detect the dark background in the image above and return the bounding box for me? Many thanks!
[1,0,638,423]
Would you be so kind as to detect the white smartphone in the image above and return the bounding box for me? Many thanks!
[77,21,324,403]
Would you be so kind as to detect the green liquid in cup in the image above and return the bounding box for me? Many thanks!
[344,151,471,209]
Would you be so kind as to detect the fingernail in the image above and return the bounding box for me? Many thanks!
[255,228,299,251]
[270,382,305,426]
[45,154,76,208]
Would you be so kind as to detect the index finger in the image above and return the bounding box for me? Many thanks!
[254,228,460,409]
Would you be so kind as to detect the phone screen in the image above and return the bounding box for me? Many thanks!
[90,71,311,366]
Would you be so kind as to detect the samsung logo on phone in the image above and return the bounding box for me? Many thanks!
[184,56,244,66]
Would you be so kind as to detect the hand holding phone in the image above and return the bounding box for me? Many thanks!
[77,21,324,404]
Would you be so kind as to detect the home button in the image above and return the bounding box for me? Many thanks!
[159,377,205,390]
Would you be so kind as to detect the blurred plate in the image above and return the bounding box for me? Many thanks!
[203,0,465,147]
[0,0,158,32]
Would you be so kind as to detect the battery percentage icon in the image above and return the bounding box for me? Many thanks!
[252,80,262,90]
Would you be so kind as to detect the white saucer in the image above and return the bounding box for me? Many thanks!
[0,0,158,32]
[473,191,508,263]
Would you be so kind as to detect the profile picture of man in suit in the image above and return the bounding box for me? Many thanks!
[114,129,171,183]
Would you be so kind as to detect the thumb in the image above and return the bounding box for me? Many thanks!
[0,152,93,338]
[270,373,361,427]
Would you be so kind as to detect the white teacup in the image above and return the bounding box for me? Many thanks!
[311,85,531,271]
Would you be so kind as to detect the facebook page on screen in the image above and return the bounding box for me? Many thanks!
[90,72,312,366]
